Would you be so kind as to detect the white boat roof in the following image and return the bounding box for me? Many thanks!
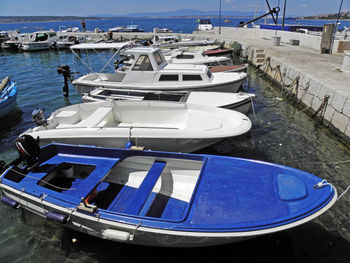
[163,63,207,72]
[125,46,160,54]
[70,42,131,50]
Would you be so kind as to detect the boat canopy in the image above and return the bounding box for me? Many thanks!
[70,42,132,50]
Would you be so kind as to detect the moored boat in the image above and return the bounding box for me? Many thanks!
[163,50,230,65]
[0,136,337,247]
[0,77,17,118]
[204,48,233,56]
[196,19,213,31]
[72,46,246,94]
[82,88,255,115]
[23,100,252,153]
[19,31,59,51]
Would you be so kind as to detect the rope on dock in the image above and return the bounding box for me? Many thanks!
[256,57,335,122]
[312,95,330,122]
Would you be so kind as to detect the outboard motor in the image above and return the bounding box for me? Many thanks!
[57,65,72,97]
[32,108,47,126]
[15,135,40,167]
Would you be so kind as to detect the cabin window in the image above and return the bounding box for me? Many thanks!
[154,51,164,65]
[183,75,202,81]
[176,54,194,59]
[159,75,179,81]
[36,33,48,41]
[207,70,212,79]
[132,55,154,71]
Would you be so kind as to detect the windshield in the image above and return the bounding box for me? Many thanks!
[132,55,154,71]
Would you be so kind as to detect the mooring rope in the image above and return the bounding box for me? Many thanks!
[254,56,339,123]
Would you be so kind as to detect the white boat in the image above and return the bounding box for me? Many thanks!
[58,26,79,33]
[72,46,247,94]
[125,24,144,32]
[24,100,252,153]
[163,50,230,66]
[1,31,28,50]
[19,31,59,51]
[0,31,9,44]
[53,35,84,49]
[109,26,126,32]
[196,19,213,31]
[154,38,216,48]
[158,28,173,33]
[82,88,255,115]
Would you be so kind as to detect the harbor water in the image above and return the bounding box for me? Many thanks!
[1,18,350,262]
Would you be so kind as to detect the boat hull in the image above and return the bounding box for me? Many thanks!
[0,143,337,247]
[0,187,251,247]
[0,80,17,118]
[74,78,245,95]
[20,42,51,51]
[33,136,222,153]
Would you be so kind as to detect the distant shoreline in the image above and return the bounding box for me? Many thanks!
[0,16,348,24]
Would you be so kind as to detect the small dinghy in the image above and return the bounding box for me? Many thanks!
[82,88,255,115]
[24,100,252,153]
[0,77,17,119]
[0,136,337,247]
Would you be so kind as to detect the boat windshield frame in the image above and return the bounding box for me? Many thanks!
[132,55,154,71]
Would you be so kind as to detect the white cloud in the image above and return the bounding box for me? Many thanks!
[301,4,308,8]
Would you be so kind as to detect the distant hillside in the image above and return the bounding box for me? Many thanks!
[0,16,100,23]
[301,11,350,20]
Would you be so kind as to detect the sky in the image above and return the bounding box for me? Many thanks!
[0,0,348,17]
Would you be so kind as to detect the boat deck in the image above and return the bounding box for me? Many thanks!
[1,143,336,233]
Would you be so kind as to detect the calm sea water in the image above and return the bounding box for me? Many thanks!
[1,17,350,262]
[1,17,350,33]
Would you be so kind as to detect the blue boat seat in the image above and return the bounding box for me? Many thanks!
[108,161,166,215]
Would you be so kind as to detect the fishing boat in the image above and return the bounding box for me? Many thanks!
[0,77,17,118]
[0,135,337,247]
[72,46,247,95]
[24,100,252,153]
[82,88,255,115]
[19,31,59,51]
[163,50,230,66]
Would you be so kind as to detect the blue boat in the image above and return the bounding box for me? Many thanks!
[0,77,17,119]
[0,135,337,247]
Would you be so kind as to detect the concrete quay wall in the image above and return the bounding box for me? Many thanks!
[193,27,350,142]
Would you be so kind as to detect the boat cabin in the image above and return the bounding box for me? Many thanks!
[197,19,213,31]
[30,31,57,42]
[116,47,213,85]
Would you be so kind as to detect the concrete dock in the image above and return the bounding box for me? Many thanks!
[193,27,350,142]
